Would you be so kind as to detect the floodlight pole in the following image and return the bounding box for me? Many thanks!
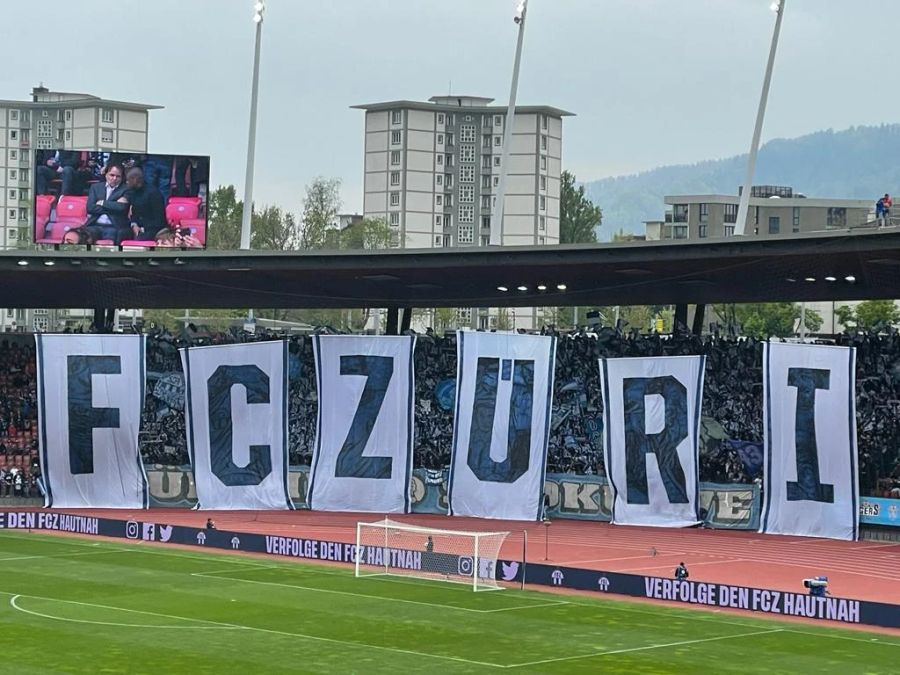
[240,1,265,251]
[735,0,785,237]
[490,0,529,246]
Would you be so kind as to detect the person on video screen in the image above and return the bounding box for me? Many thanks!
[35,150,82,195]
[125,167,165,241]
[83,164,130,244]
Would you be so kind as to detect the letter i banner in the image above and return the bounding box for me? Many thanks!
[600,356,705,527]
[448,332,556,521]
[760,342,858,540]
[35,334,148,509]
[181,341,292,510]
[307,335,416,513]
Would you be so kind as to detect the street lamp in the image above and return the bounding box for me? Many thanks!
[240,0,266,251]
[735,0,786,237]
[490,0,529,246]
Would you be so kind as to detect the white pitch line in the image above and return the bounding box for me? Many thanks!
[0,590,504,669]
[192,570,561,614]
[9,595,238,630]
[504,628,784,668]
[782,628,900,647]
[0,549,134,563]
[622,558,750,573]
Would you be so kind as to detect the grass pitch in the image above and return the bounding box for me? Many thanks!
[0,531,896,674]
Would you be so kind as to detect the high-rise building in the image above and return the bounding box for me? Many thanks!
[0,85,161,332]
[353,96,571,250]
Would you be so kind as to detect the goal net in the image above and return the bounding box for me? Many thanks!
[355,518,510,591]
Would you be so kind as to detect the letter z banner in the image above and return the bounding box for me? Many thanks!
[181,341,292,510]
[448,332,556,521]
[760,342,858,540]
[307,335,416,513]
[600,356,704,527]
[35,334,148,509]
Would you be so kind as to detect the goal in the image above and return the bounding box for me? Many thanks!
[355,518,510,591]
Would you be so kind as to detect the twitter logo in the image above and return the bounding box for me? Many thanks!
[159,525,174,543]
[501,561,519,581]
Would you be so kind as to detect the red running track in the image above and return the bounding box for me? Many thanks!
[16,508,898,604]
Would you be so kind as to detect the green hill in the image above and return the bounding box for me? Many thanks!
[583,124,900,239]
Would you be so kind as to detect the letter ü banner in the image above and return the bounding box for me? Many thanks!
[600,356,705,527]
[35,334,148,509]
[181,341,292,510]
[760,342,858,540]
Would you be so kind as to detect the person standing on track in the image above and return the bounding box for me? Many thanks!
[674,562,689,581]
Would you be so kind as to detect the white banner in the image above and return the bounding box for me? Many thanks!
[760,342,858,540]
[448,332,556,521]
[600,356,704,527]
[307,335,416,513]
[181,341,292,510]
[35,334,147,509]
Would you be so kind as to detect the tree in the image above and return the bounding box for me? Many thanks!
[206,185,243,250]
[729,302,822,338]
[300,177,341,250]
[251,206,300,251]
[836,300,900,331]
[560,170,602,244]
[340,217,392,250]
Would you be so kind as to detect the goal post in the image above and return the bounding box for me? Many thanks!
[355,518,510,591]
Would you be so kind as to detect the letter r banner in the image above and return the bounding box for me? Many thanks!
[760,343,858,540]
[600,356,704,527]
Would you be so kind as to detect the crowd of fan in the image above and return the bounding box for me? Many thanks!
[3,325,900,496]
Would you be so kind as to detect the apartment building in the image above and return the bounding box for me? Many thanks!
[645,185,872,241]
[0,85,160,332]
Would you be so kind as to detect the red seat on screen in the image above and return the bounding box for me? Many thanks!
[165,201,201,226]
[55,195,88,223]
[181,218,206,246]
[36,220,72,245]
[35,195,56,237]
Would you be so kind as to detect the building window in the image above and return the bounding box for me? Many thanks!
[436,195,443,206]
[673,204,688,223]
[443,234,451,247]
[482,114,491,126]
[754,206,760,226]
[541,135,548,150]
[64,130,71,142]
[539,216,546,231]
[459,205,474,224]
[19,169,27,182]
[699,203,709,222]
[8,190,15,199]
[389,212,399,226]
[541,114,548,130]
[391,110,402,124]
[460,125,476,143]
[539,196,546,211]
[493,176,499,187]
[391,151,401,165]
[494,136,501,147]
[793,207,801,232]
[101,108,115,123]
[494,115,502,126]
[8,209,16,220]
[56,109,64,122]
[540,156,547,171]
[493,156,501,167]
[449,114,456,125]
[458,225,474,243]
[479,235,488,246]
[445,154,453,167]
[436,174,443,186]
[437,134,444,145]
[674,225,688,239]
[724,224,735,237]
[699,223,708,238]
[482,216,491,229]
[437,113,444,124]
[482,135,491,149]
[481,195,491,209]
[827,207,847,228]
[37,120,52,138]
[445,193,453,207]
[9,130,17,141]
[436,215,442,226]
[56,129,63,142]
[445,173,453,188]
[481,175,491,189]
[391,131,401,145]
[446,133,454,147]
[482,156,491,169]
[460,166,474,183]
[9,150,16,160]
[724,203,738,223]
[390,192,400,207]
[460,145,475,162]
[768,216,780,234]
[65,110,72,121]
[390,171,400,186]
[540,175,546,191]
[539,236,546,245]
[101,129,113,144]
[435,236,442,247]
[460,186,474,203]
[8,170,15,180]
[9,110,18,121]
[436,154,443,166]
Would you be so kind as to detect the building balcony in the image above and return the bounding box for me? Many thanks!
[19,140,30,149]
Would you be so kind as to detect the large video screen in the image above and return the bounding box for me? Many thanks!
[33,151,210,249]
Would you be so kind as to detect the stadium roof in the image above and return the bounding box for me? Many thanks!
[3,229,900,310]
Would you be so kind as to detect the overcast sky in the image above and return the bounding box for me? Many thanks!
[6,0,897,214]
